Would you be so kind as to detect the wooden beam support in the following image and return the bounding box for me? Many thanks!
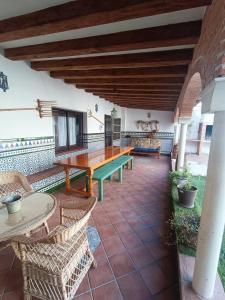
[99,95,178,100]
[0,0,211,42]
[31,49,193,71]
[5,21,201,60]
[91,91,180,96]
[65,77,184,85]
[76,84,182,91]
[50,65,187,79]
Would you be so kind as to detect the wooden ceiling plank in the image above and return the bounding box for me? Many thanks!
[88,89,180,95]
[64,77,184,85]
[5,21,201,60]
[0,0,211,42]
[31,49,193,71]
[50,65,188,79]
[76,84,182,91]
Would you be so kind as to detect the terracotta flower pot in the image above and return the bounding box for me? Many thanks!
[178,186,197,208]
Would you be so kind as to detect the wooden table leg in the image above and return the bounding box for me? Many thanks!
[87,168,94,197]
[64,166,71,193]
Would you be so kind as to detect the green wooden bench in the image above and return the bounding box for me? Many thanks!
[111,155,134,170]
[92,162,123,201]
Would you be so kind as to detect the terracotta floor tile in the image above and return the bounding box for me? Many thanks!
[157,255,178,285]
[2,290,23,300]
[140,263,170,295]
[154,284,180,300]
[128,245,155,269]
[103,236,126,257]
[107,212,125,224]
[119,232,143,250]
[93,243,107,264]
[74,292,92,300]
[89,260,114,288]
[117,272,152,300]
[4,268,23,293]
[75,274,90,296]
[109,252,135,278]
[92,281,122,300]
[97,224,117,240]
[145,239,170,261]
[113,221,133,235]
[136,227,158,243]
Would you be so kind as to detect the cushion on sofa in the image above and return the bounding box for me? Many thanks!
[131,138,161,149]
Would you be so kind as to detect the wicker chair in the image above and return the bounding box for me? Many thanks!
[11,196,97,300]
[0,171,49,234]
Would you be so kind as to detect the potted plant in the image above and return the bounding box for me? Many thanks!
[169,169,190,186]
[178,180,198,208]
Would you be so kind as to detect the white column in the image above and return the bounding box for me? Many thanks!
[192,78,225,299]
[173,123,180,145]
[177,119,189,170]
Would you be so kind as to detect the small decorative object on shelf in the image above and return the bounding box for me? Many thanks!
[95,103,99,113]
[0,72,9,92]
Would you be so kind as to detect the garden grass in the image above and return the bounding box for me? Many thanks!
[171,175,225,289]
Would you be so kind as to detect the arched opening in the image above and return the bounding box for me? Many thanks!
[179,72,202,118]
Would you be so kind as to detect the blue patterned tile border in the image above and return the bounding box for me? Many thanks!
[0,136,54,153]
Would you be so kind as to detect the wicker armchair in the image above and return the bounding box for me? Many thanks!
[0,171,49,235]
[11,196,97,300]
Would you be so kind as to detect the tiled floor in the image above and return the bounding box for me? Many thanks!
[0,156,180,300]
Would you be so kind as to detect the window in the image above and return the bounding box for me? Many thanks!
[53,108,83,153]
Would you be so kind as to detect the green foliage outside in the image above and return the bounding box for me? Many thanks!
[171,175,225,289]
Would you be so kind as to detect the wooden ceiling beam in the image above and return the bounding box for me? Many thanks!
[119,105,175,111]
[65,77,184,85]
[0,0,211,42]
[5,21,201,60]
[76,84,182,91]
[87,89,180,95]
[99,95,178,100]
[50,65,187,79]
[31,49,193,71]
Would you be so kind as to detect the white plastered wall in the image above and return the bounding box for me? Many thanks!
[0,54,121,139]
[123,107,174,132]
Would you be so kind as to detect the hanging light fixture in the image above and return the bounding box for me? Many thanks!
[0,72,9,92]
[111,106,118,119]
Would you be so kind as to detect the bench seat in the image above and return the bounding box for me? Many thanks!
[93,162,123,201]
[111,155,134,170]
[27,166,85,192]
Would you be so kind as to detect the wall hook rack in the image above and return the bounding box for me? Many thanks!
[0,99,57,118]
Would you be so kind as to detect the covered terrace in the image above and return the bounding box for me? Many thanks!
[0,0,225,299]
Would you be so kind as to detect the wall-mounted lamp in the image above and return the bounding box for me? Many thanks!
[95,103,99,113]
[0,72,9,92]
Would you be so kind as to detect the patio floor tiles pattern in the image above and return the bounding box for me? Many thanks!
[0,156,179,300]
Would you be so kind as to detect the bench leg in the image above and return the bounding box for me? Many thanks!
[98,180,104,201]
[118,167,123,182]
[130,159,134,170]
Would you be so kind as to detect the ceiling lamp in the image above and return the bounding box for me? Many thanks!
[111,107,118,119]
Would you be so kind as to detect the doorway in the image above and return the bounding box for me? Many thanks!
[105,115,112,147]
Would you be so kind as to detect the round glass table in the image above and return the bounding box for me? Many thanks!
[0,192,56,242]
